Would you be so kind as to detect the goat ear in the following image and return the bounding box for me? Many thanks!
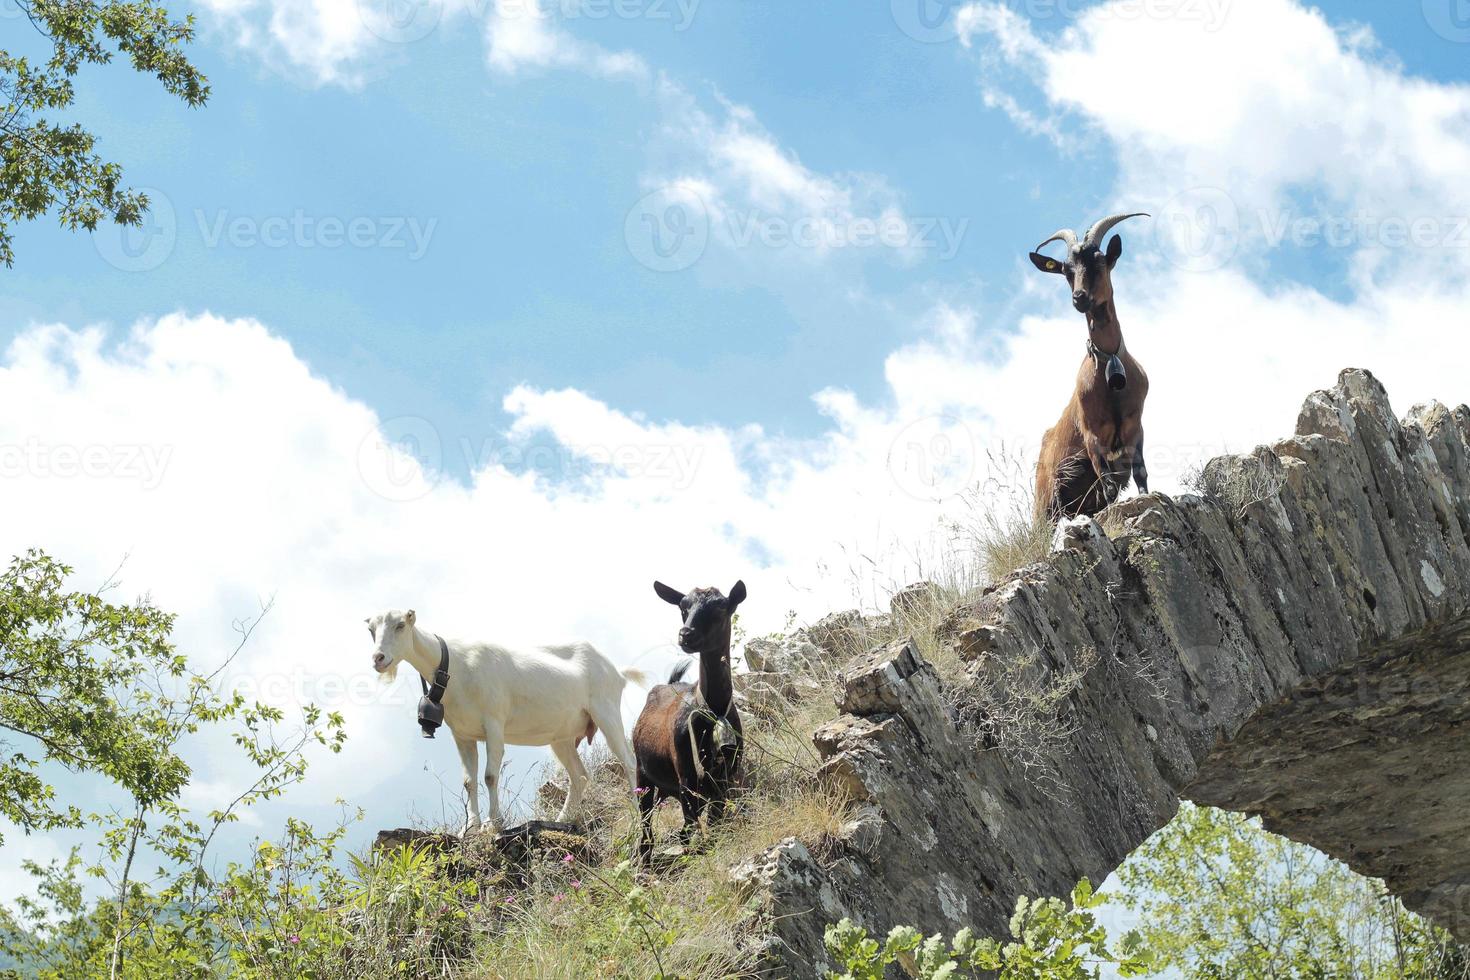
[404,609,416,626]
[727,580,747,610]
[1029,251,1066,274]
[1105,234,1123,268]
[653,581,684,605]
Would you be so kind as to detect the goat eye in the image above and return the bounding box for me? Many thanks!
[395,622,405,631]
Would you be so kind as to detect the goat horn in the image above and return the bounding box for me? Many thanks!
[1036,228,1078,252]
[1083,212,1149,249]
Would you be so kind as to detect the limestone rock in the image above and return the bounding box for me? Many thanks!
[740,369,1470,974]
[744,634,825,673]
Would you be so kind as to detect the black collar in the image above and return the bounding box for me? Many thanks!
[423,634,450,702]
[416,635,451,738]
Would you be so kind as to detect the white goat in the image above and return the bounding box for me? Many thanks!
[367,608,644,833]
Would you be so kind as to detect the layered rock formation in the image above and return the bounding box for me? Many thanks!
[736,369,1470,974]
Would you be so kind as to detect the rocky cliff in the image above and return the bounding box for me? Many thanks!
[735,369,1470,975]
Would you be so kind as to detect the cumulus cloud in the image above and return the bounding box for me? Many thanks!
[197,0,649,86]
[15,0,1470,865]
[635,80,929,272]
[958,0,1470,281]
[485,0,648,77]
[0,311,1009,833]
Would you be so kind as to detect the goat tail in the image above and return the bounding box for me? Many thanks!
[620,666,653,689]
[667,659,695,685]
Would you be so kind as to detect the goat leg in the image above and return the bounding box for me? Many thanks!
[1132,434,1148,493]
[636,770,657,864]
[676,785,704,846]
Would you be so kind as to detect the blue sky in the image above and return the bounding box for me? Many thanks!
[4,0,1470,905]
[5,0,1112,460]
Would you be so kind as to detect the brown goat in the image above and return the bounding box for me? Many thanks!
[1030,213,1150,522]
[631,580,746,862]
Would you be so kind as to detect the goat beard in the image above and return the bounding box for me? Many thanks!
[377,660,401,684]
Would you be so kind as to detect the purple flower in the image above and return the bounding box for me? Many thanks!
[570,879,582,890]
[633,786,649,796]
[287,934,300,945]
[562,852,575,864]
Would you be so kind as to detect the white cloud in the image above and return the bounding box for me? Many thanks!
[958,0,1470,281]
[485,0,648,77]
[16,0,1470,869]
[0,312,1008,833]
[196,0,391,86]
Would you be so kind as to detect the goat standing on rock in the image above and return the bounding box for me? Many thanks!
[632,580,746,862]
[365,609,644,835]
[1030,212,1151,522]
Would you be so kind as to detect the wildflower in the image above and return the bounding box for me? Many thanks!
[552,893,565,904]
[570,879,582,890]
[562,852,575,864]
[633,786,649,796]
[505,895,517,905]
[287,934,300,945]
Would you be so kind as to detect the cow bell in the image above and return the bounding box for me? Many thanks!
[1105,354,1127,391]
[418,696,445,738]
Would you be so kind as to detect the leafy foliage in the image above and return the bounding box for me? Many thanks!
[0,0,208,265]
[0,549,186,836]
[0,550,345,978]
[1116,802,1470,979]
[825,879,1154,980]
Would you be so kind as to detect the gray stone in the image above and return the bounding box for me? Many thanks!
[800,610,876,660]
[738,369,1470,974]
[890,581,943,618]
[744,634,825,673]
